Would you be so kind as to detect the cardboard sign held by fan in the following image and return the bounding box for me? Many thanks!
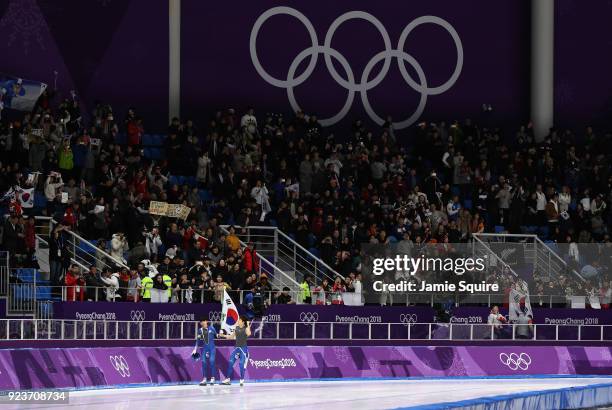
[149,201,190,220]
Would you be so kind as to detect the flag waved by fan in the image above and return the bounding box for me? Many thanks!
[509,280,533,321]
[221,288,239,334]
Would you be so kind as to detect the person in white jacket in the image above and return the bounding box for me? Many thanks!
[110,233,129,265]
[44,173,63,202]
[196,152,211,185]
[100,269,121,301]
[558,186,571,213]
[144,228,163,262]
[250,180,271,220]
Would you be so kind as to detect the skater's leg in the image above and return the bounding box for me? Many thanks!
[226,349,237,379]
[200,350,206,379]
[209,348,216,380]
[239,350,248,380]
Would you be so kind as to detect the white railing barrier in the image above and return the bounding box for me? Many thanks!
[22,285,587,308]
[218,226,300,291]
[0,319,609,342]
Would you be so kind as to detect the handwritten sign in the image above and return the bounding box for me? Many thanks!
[149,201,168,216]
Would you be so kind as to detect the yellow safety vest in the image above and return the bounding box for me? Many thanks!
[141,276,153,298]
[163,274,172,298]
[300,281,310,300]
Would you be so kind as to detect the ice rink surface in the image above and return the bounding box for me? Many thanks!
[6,377,612,410]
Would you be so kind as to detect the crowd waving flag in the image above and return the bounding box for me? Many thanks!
[509,284,533,321]
[16,187,34,208]
[221,288,239,334]
[0,74,47,112]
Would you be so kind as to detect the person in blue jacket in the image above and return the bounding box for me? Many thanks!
[192,318,219,385]
[221,315,251,386]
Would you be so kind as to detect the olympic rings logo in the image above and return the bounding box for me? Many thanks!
[130,310,145,321]
[250,7,463,129]
[109,355,130,377]
[209,311,222,321]
[400,313,418,324]
[299,312,319,322]
[499,353,532,371]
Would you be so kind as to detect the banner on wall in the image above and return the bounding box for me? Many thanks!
[0,345,611,390]
[449,307,612,326]
[0,74,47,112]
[50,302,436,324]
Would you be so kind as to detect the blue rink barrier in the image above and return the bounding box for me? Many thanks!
[403,381,612,410]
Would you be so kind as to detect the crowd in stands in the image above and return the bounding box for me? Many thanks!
[0,88,611,307]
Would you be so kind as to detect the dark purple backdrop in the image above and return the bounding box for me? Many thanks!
[555,0,612,127]
[0,1,608,132]
[0,0,168,130]
[181,0,530,130]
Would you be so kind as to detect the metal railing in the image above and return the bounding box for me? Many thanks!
[275,228,338,284]
[34,284,599,308]
[8,268,38,315]
[218,226,300,291]
[220,225,340,285]
[0,319,610,342]
[471,234,518,277]
[33,216,129,274]
[473,233,585,282]
[31,285,364,305]
[533,235,585,282]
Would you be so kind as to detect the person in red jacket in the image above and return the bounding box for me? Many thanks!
[24,216,36,256]
[127,117,143,147]
[243,242,260,274]
[65,264,85,301]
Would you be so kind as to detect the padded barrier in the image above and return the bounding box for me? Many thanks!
[406,382,612,410]
[1,345,612,390]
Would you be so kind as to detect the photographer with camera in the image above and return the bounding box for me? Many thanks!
[110,232,129,265]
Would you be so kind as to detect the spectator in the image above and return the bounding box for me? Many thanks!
[48,224,69,285]
[65,264,85,302]
[331,276,346,305]
[514,313,533,339]
[110,233,128,265]
[276,287,295,304]
[243,242,259,275]
[487,305,506,339]
[144,227,162,262]
[299,275,312,304]
[225,226,240,253]
[140,272,154,303]
[2,214,20,264]
[58,140,74,180]
[83,265,104,301]
[195,270,213,303]
[100,268,121,301]
[152,273,169,302]
[213,274,229,302]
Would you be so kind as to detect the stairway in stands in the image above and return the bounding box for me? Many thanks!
[472,233,584,283]
[219,225,340,290]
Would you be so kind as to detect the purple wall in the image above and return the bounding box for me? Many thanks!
[0,345,611,389]
[50,301,435,323]
[181,0,530,128]
[1,1,610,131]
[450,307,612,326]
[555,1,612,127]
[0,0,168,130]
